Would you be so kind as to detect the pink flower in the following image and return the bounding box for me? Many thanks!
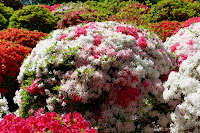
[187,40,194,45]
[59,34,68,41]
[170,43,180,53]
[182,54,188,60]
[94,35,102,46]
[142,80,150,87]
[137,37,147,48]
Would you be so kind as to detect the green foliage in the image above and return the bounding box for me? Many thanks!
[83,0,139,18]
[0,0,23,10]
[8,5,58,33]
[0,13,7,30]
[144,0,200,23]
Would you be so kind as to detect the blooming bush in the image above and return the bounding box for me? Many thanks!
[150,20,183,42]
[0,28,47,48]
[109,3,150,26]
[145,0,200,23]
[163,51,200,132]
[8,5,58,33]
[41,4,62,12]
[0,94,9,120]
[0,40,32,111]
[163,22,200,67]
[57,7,108,29]
[0,108,97,132]
[15,21,175,132]
[52,1,85,17]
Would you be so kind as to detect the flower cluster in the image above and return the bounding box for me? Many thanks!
[57,8,107,29]
[0,94,9,120]
[163,51,200,132]
[16,21,174,132]
[0,108,97,132]
[109,3,150,26]
[0,28,47,48]
[150,20,183,42]
[41,4,61,12]
[164,22,200,67]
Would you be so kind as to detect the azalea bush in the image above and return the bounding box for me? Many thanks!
[145,0,200,23]
[41,4,62,12]
[0,108,97,132]
[150,20,183,42]
[163,22,200,67]
[0,28,47,48]
[163,51,200,132]
[0,40,32,111]
[57,7,108,29]
[14,21,176,132]
[9,5,58,33]
[109,3,150,26]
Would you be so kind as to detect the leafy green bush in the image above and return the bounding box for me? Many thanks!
[9,5,58,33]
[0,0,23,10]
[83,0,138,19]
[0,13,7,30]
[145,0,200,23]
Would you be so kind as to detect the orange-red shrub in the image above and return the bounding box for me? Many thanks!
[0,28,47,48]
[150,20,183,42]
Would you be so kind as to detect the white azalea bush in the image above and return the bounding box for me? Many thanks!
[15,21,175,132]
[0,94,10,120]
[164,22,200,67]
[163,51,200,132]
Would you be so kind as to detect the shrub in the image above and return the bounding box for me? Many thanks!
[0,13,7,30]
[0,108,97,132]
[57,7,108,29]
[41,4,61,12]
[163,22,200,67]
[0,40,32,112]
[163,51,200,132]
[0,0,23,10]
[150,20,183,42]
[8,5,58,33]
[109,3,150,26]
[145,0,200,23]
[15,21,175,132]
[0,3,14,29]
[0,28,47,48]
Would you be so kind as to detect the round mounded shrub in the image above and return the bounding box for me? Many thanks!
[0,40,32,112]
[145,0,200,23]
[109,3,150,26]
[0,28,47,48]
[150,20,183,42]
[15,21,175,132]
[163,22,200,67]
[163,51,200,132]
[8,5,58,33]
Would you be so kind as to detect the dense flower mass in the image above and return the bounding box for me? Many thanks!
[164,22,200,67]
[0,28,47,48]
[0,94,9,120]
[0,108,97,132]
[15,21,175,132]
[163,51,200,132]
[150,20,183,42]
[41,4,62,12]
